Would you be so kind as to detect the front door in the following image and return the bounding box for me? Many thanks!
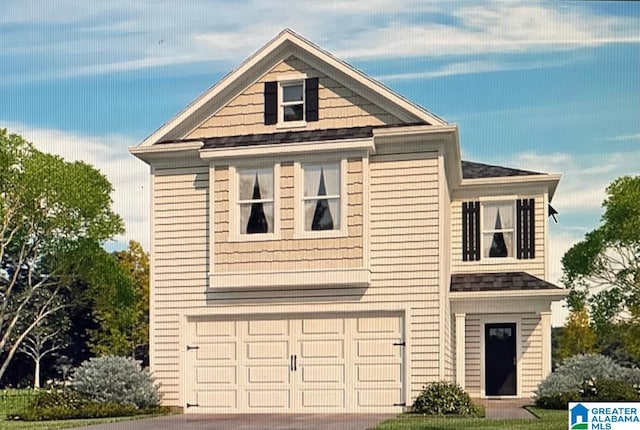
[485,323,516,396]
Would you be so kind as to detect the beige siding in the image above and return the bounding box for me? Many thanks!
[214,159,363,272]
[151,162,209,405]
[463,313,543,398]
[450,196,546,278]
[187,56,402,139]
[369,152,441,400]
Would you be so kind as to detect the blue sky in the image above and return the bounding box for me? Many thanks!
[1,1,639,323]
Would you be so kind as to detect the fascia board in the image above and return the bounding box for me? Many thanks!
[199,137,374,161]
[129,142,203,164]
[450,289,568,301]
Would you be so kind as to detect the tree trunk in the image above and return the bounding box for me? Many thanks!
[34,358,40,389]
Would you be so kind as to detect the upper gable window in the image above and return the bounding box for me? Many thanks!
[281,81,304,122]
[237,167,274,235]
[264,77,319,126]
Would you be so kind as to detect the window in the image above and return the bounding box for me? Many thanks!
[461,198,535,261]
[237,167,274,235]
[302,163,340,231]
[281,82,304,122]
[264,78,319,125]
[482,202,514,258]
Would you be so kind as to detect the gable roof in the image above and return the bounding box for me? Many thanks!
[450,272,561,292]
[137,29,447,147]
[461,161,543,179]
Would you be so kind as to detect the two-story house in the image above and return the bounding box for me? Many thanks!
[130,29,566,413]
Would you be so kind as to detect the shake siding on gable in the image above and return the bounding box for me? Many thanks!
[369,151,441,398]
[450,196,546,278]
[187,57,403,139]
[152,161,210,405]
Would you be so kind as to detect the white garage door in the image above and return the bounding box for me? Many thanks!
[184,314,404,413]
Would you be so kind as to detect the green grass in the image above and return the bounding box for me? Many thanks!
[373,407,568,430]
[0,389,159,430]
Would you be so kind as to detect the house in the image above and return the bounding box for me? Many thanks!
[130,29,566,413]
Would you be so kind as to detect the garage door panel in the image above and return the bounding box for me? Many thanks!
[357,389,402,407]
[196,366,236,385]
[247,365,290,384]
[301,318,344,335]
[197,390,237,409]
[300,339,344,359]
[356,364,401,383]
[357,339,399,358]
[246,340,289,360]
[196,342,236,361]
[301,364,345,383]
[356,316,401,334]
[302,390,345,408]
[247,390,290,409]
[196,320,236,337]
[248,319,288,336]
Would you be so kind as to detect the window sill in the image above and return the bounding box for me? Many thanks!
[276,121,307,129]
[294,228,348,240]
[209,268,371,289]
[228,233,280,243]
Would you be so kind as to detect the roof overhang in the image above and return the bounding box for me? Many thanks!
[450,288,568,314]
[453,173,562,201]
[128,141,203,164]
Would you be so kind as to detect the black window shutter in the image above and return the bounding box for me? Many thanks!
[462,201,480,261]
[516,198,535,259]
[264,81,277,125]
[305,77,319,122]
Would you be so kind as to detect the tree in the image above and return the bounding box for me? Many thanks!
[558,289,598,360]
[0,129,123,383]
[561,175,640,360]
[18,309,69,388]
[87,241,149,360]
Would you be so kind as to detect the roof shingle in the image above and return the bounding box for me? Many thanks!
[450,272,562,292]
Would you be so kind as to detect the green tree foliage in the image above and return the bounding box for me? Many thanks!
[87,241,149,359]
[561,175,640,361]
[558,309,598,360]
[0,129,123,383]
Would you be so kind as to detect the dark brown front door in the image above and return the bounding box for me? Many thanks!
[485,323,517,396]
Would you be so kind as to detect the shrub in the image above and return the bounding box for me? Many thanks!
[71,356,160,408]
[412,382,478,416]
[13,402,139,421]
[535,354,640,408]
[30,389,91,410]
[581,378,640,402]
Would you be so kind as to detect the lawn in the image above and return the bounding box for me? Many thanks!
[373,407,568,430]
[0,389,144,430]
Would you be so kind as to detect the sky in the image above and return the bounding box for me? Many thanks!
[1,1,638,325]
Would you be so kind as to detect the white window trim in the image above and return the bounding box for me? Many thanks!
[228,163,281,242]
[294,159,348,239]
[479,199,517,262]
[276,73,307,129]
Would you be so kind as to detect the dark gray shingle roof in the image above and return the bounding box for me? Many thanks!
[461,161,542,179]
[450,272,562,292]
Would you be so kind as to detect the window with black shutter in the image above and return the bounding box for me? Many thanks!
[264,78,320,125]
[516,198,535,259]
[462,201,480,261]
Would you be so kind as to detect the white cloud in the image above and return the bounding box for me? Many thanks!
[2,123,149,251]
[606,133,640,142]
[2,1,638,81]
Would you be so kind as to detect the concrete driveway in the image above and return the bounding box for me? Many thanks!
[80,413,397,430]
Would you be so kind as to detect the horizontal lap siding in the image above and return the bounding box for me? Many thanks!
[215,160,363,272]
[451,196,546,278]
[152,163,209,406]
[369,153,441,401]
[464,317,482,397]
[187,57,402,139]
